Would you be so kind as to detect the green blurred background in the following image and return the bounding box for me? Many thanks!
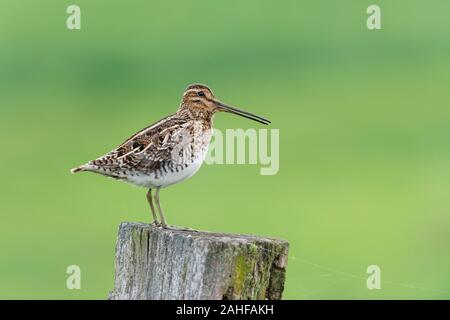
[1,0,449,299]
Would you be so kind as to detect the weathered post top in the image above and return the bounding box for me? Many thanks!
[109,222,289,300]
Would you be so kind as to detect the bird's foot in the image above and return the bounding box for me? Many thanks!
[161,224,199,232]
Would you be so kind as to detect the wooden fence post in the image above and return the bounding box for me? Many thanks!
[109,222,289,300]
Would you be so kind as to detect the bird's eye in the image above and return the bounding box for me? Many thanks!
[197,91,205,97]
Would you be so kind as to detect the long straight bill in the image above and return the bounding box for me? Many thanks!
[215,101,271,125]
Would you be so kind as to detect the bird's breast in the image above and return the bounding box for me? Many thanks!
[126,125,212,188]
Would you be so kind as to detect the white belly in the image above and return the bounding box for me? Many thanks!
[152,156,204,188]
[124,159,204,188]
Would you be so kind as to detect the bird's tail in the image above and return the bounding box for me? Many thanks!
[71,164,88,174]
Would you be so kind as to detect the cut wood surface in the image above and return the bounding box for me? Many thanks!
[109,222,289,300]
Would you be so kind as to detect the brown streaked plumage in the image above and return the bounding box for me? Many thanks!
[71,83,270,227]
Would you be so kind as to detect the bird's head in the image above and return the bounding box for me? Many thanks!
[180,83,270,125]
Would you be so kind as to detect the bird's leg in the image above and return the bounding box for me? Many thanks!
[146,189,159,225]
[153,187,197,232]
[154,187,168,227]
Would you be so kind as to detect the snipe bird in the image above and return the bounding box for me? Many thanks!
[71,84,270,227]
